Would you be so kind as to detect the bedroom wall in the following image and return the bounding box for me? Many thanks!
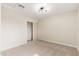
[37,10,77,48]
[77,8,79,52]
[1,5,37,51]
[0,3,1,55]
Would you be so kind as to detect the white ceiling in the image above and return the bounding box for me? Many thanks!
[2,3,79,20]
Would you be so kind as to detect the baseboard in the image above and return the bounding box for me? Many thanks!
[38,39,77,48]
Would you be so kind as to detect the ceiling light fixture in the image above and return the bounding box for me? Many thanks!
[35,3,49,15]
[39,6,47,13]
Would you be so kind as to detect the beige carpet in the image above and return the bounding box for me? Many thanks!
[1,40,79,56]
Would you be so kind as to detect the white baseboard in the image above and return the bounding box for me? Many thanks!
[38,39,77,48]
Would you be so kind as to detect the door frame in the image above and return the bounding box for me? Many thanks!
[27,22,33,41]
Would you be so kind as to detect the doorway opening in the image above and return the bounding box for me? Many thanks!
[27,22,33,41]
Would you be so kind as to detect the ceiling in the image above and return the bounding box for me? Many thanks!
[2,3,79,20]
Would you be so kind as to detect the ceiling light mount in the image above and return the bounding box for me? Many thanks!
[40,7,44,10]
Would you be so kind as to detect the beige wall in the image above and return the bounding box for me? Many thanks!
[77,9,79,52]
[1,5,37,51]
[38,10,77,48]
[0,3,1,55]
